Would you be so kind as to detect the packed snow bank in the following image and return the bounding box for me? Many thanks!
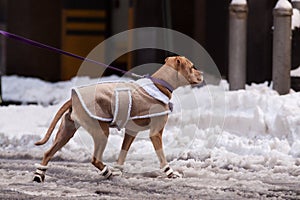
[275,0,292,10]
[291,65,300,77]
[292,9,300,30]
[231,0,247,5]
[1,75,300,176]
[172,81,300,157]
[1,75,130,105]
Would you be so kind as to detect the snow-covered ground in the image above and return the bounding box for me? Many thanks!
[1,74,300,199]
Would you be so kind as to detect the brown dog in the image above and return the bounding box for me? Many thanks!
[33,56,203,182]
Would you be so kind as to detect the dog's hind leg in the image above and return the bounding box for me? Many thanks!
[33,112,77,182]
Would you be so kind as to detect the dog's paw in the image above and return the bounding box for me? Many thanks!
[33,173,45,183]
[168,171,182,179]
[99,166,113,179]
[113,164,124,171]
[111,164,123,176]
[161,164,182,179]
[33,163,48,183]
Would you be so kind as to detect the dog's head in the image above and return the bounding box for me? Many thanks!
[165,56,203,85]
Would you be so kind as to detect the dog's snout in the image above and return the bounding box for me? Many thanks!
[196,70,204,83]
[193,66,203,74]
[195,70,203,76]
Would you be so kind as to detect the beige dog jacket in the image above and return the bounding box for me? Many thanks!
[72,78,171,129]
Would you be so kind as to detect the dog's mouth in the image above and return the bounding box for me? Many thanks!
[191,80,200,84]
[190,75,204,87]
[193,76,204,84]
[191,81,206,88]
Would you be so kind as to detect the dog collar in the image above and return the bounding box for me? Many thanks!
[144,75,174,93]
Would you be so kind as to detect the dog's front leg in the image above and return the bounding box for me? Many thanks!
[150,130,168,168]
[150,129,181,178]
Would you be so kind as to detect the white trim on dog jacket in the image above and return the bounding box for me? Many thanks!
[111,88,132,129]
[71,79,171,129]
[135,78,170,105]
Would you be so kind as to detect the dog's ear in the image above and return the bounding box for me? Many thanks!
[175,57,185,70]
[165,57,169,63]
[175,57,181,66]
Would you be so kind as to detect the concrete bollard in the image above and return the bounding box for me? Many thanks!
[272,0,293,95]
[228,0,248,90]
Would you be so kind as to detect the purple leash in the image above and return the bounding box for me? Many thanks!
[0,30,131,76]
[0,30,174,92]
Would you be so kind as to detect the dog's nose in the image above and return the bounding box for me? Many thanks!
[198,72,204,82]
[195,70,203,76]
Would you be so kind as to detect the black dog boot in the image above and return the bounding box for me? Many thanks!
[33,163,48,183]
[161,164,182,178]
[99,165,113,179]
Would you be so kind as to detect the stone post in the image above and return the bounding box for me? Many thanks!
[272,0,293,95]
[228,0,248,90]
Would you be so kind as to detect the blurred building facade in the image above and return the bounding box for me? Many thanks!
[0,0,299,84]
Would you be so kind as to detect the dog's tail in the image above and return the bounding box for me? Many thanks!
[35,100,72,146]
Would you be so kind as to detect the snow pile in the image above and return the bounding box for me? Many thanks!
[291,65,300,77]
[1,75,300,176]
[1,75,130,105]
[231,0,247,5]
[2,76,72,105]
[170,81,300,156]
[275,0,292,10]
[292,9,300,30]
